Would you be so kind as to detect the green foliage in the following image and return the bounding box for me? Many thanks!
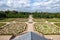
[0,23,6,27]
[0,11,60,18]
[0,11,6,18]
[0,11,30,18]
[32,12,60,18]
[6,11,30,18]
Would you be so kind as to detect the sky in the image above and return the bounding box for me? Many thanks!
[0,0,60,12]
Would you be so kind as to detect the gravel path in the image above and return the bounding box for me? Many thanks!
[26,15,44,37]
[26,15,34,32]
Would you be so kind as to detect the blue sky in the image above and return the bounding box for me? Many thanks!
[0,0,60,12]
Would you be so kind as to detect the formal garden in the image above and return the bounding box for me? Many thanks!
[32,12,60,35]
[0,23,27,35]
[0,11,29,35]
[0,11,60,35]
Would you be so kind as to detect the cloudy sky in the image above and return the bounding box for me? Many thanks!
[0,0,60,12]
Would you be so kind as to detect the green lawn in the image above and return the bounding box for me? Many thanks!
[14,18,28,22]
[0,18,28,22]
[33,18,60,22]
[54,23,60,27]
[0,23,6,28]
[46,18,60,22]
[34,23,60,35]
[0,18,15,22]
[33,18,46,22]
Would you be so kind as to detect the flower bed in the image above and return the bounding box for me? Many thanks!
[0,23,27,35]
[34,23,60,35]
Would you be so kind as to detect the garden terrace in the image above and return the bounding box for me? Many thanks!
[34,23,60,35]
[0,23,27,35]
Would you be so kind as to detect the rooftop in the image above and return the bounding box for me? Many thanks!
[13,32,47,40]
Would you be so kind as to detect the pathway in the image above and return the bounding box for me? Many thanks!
[26,15,34,32]
[25,15,43,36]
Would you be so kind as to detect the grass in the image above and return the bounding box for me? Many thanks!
[0,18,28,22]
[0,23,27,35]
[0,18,15,22]
[34,23,60,35]
[33,18,46,22]
[46,18,60,22]
[0,23,6,27]
[54,23,60,27]
[14,18,28,22]
[33,18,60,22]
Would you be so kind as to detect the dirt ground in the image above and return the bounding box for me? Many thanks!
[0,35,12,40]
[44,35,60,40]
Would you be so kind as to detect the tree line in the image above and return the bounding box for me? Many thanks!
[32,12,60,18]
[0,11,30,18]
[0,11,60,18]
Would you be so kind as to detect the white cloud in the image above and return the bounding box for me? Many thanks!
[0,0,60,12]
[32,0,60,6]
[2,0,31,8]
[45,7,51,9]
[54,4,60,7]
[0,1,3,6]
[32,0,60,10]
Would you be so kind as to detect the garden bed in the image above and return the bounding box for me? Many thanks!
[0,23,27,35]
[34,23,60,35]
